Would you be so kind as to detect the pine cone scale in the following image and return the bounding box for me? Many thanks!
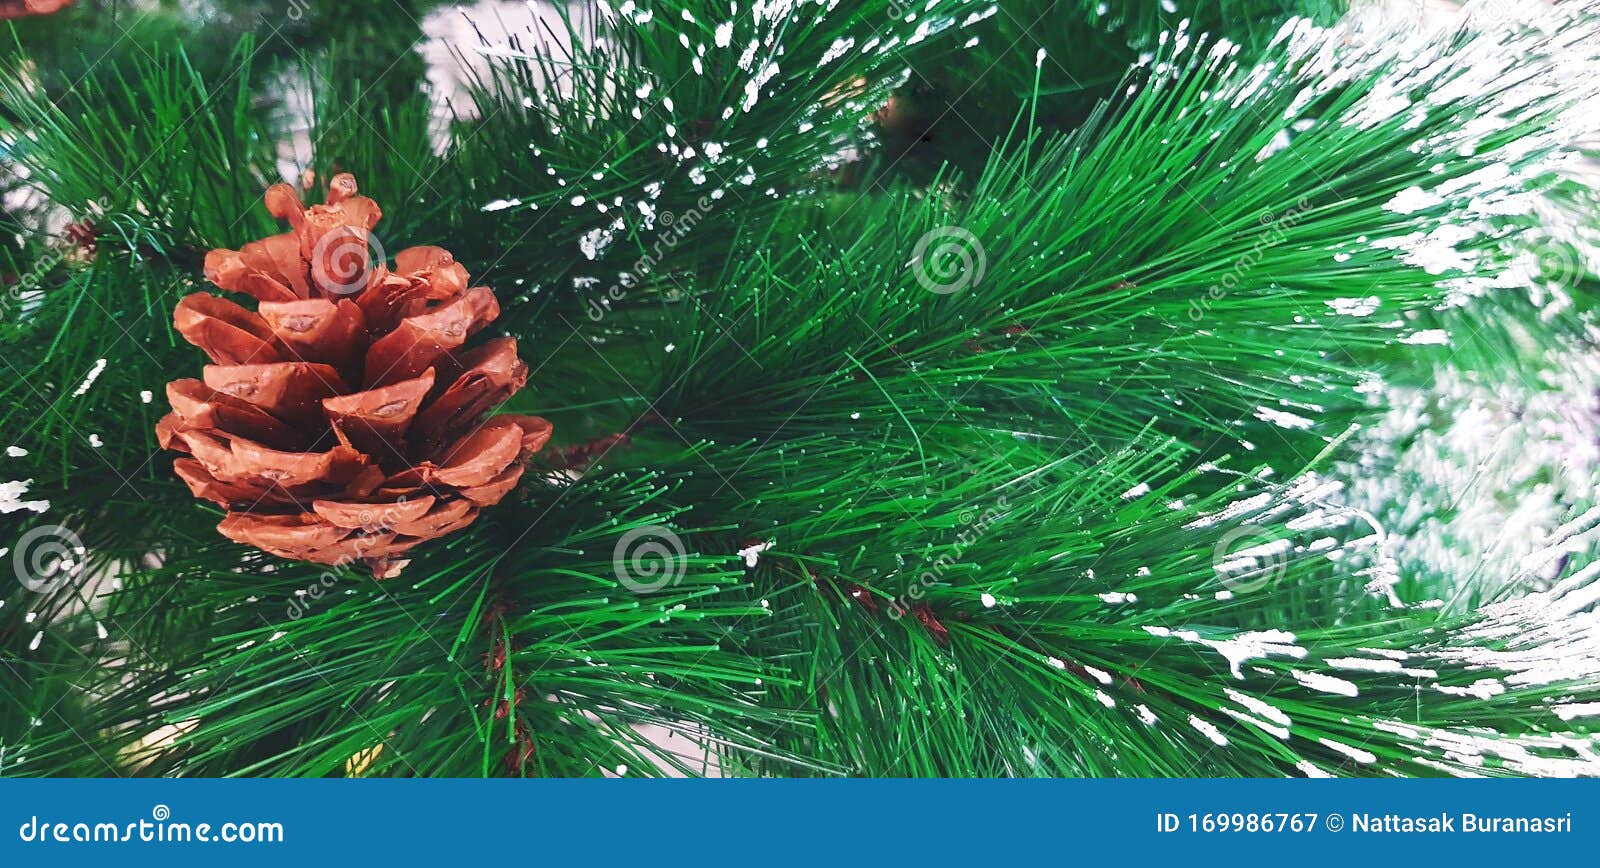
[409,337,530,456]
[311,495,437,529]
[161,174,549,577]
[201,362,349,427]
[257,298,367,368]
[174,294,285,366]
[430,417,527,488]
[362,285,500,387]
[166,379,305,450]
[322,368,435,460]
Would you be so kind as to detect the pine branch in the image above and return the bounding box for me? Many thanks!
[878,0,1349,178]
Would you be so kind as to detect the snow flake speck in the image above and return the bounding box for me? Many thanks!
[1292,669,1360,697]
[1188,714,1228,746]
[1318,738,1377,765]
[578,227,614,261]
[1384,185,1444,215]
[1,479,49,514]
[1254,407,1314,430]
[736,540,774,568]
[1327,296,1380,317]
[72,358,107,397]
[820,37,856,66]
[1296,760,1333,778]
[1400,329,1449,345]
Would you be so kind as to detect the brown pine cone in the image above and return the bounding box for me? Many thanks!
[158,174,550,578]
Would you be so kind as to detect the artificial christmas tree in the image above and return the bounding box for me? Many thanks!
[2,0,1599,779]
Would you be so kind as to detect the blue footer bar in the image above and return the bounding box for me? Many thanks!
[1,778,1592,865]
